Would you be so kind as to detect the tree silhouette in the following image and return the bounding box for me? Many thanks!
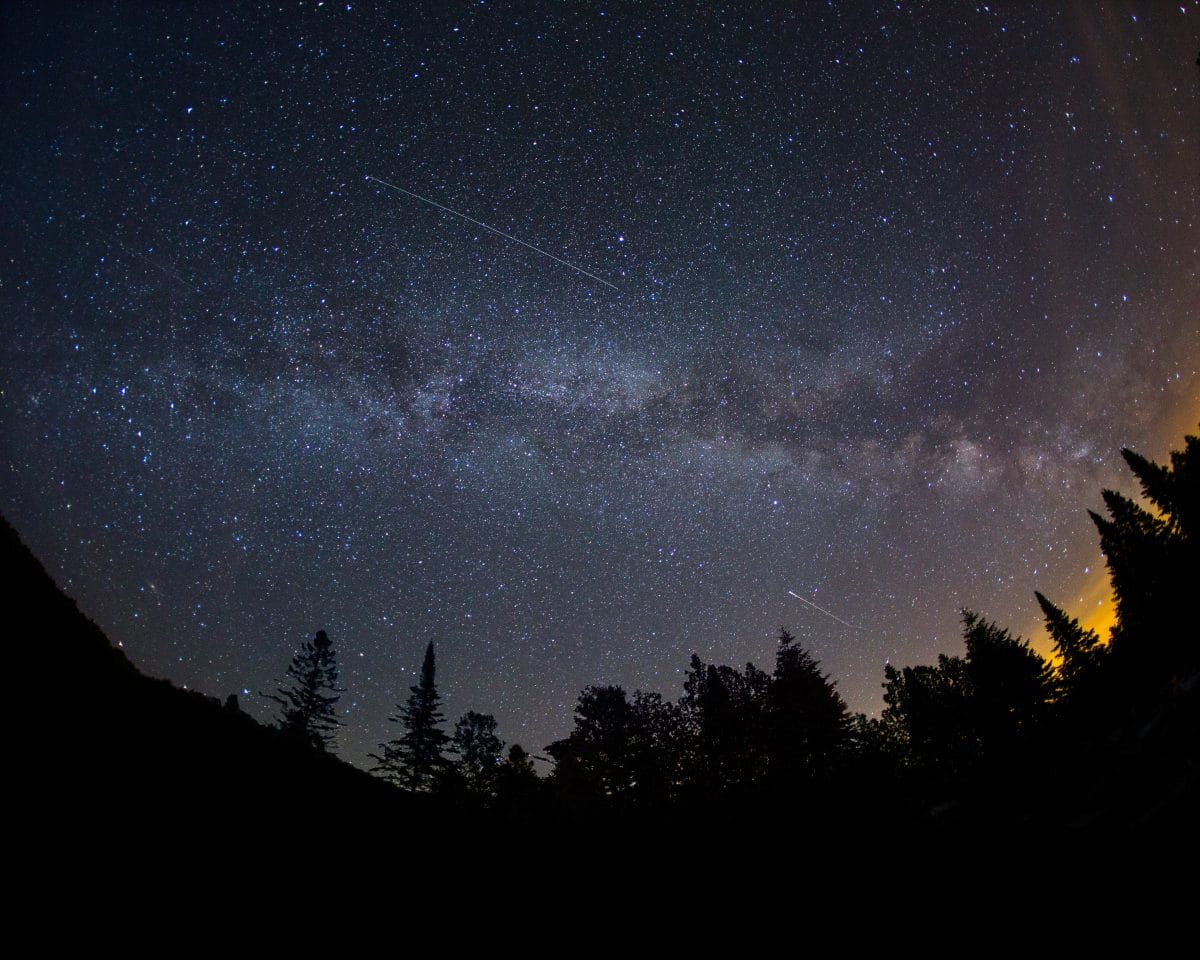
[626,690,686,803]
[881,655,975,773]
[1090,434,1198,702]
[680,655,770,792]
[1035,591,1105,696]
[546,685,636,799]
[452,711,504,798]
[765,628,850,784]
[960,610,1053,756]
[880,612,1051,774]
[263,630,343,752]
[372,641,451,792]
[546,685,687,805]
[494,743,542,816]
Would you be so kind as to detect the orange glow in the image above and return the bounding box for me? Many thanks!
[1075,570,1116,643]
[1032,408,1198,659]
[1027,567,1114,666]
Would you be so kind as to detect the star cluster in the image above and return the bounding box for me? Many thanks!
[2,2,1196,767]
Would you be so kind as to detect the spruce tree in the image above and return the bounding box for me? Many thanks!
[766,628,850,782]
[373,641,451,792]
[1089,434,1198,695]
[263,630,343,752]
[1035,591,1104,694]
[880,655,976,773]
[880,614,1051,773]
[960,610,1053,755]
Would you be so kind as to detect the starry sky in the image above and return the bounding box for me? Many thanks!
[2,1,1197,769]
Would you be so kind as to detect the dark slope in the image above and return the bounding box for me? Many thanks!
[7,516,423,833]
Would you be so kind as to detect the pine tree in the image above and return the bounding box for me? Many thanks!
[766,628,850,782]
[880,655,976,772]
[1089,432,1198,699]
[960,610,1053,754]
[1121,441,1197,541]
[372,642,451,792]
[1035,591,1104,694]
[880,613,1051,772]
[263,630,343,752]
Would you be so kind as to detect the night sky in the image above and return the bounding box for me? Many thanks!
[2,2,1196,769]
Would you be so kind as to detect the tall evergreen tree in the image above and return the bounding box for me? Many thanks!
[372,641,451,792]
[1090,433,1198,698]
[765,628,850,783]
[880,654,976,773]
[1035,591,1105,695]
[960,610,1053,755]
[1120,440,1197,542]
[880,613,1051,773]
[263,630,343,752]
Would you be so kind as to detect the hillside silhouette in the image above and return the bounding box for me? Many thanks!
[8,516,428,835]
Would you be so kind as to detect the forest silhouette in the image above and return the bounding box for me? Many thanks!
[15,428,1198,830]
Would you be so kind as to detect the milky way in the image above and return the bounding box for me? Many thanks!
[2,2,1196,768]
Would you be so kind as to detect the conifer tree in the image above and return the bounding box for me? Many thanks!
[880,614,1051,772]
[1089,433,1198,693]
[880,655,975,772]
[766,628,850,781]
[373,642,451,792]
[960,610,1053,754]
[1121,441,1197,542]
[263,630,343,752]
[1035,591,1104,694]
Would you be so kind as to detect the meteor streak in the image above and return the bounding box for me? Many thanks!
[112,237,202,294]
[366,174,619,291]
[788,590,860,632]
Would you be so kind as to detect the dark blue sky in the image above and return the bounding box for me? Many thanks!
[2,2,1196,768]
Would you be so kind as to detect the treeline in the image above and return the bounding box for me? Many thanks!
[262,430,1198,828]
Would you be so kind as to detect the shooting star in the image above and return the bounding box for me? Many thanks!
[366,174,619,292]
[788,590,861,632]
[111,237,203,294]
